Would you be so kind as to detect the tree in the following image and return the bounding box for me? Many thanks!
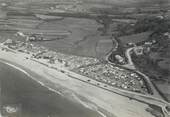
[134,16,170,34]
[96,14,112,35]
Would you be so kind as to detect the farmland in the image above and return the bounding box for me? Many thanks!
[0,0,170,117]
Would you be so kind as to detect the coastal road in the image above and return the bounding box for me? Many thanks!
[106,43,170,116]
[123,46,164,99]
[1,44,170,117]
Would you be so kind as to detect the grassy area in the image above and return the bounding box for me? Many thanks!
[131,51,170,101]
[118,32,151,46]
[0,12,115,59]
[32,17,114,59]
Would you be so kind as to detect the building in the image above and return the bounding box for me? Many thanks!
[4,39,13,45]
[164,32,170,39]
[144,41,152,45]
[16,32,26,37]
[27,34,43,42]
[115,55,125,64]
[133,46,143,55]
[49,57,55,64]
[126,42,136,47]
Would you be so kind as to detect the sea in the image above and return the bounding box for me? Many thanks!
[0,61,104,117]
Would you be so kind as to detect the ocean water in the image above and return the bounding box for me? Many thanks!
[0,62,103,117]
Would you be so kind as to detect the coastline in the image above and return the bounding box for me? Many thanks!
[0,59,111,117]
[0,54,115,117]
[0,48,169,117]
[0,59,63,96]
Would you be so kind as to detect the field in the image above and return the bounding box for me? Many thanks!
[153,81,170,102]
[33,17,114,59]
[0,8,115,59]
[0,0,116,59]
[118,32,151,46]
[0,0,119,60]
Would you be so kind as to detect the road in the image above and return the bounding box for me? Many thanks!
[106,38,170,117]
[1,42,170,117]
[122,47,136,69]
[1,3,170,117]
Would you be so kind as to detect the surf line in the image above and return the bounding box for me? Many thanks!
[0,60,63,96]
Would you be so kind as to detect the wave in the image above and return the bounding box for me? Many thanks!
[71,93,108,117]
[0,60,108,117]
[0,60,63,96]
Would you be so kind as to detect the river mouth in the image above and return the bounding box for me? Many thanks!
[0,62,103,117]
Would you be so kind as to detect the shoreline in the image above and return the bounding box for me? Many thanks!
[0,47,162,117]
[0,59,63,96]
[0,52,117,117]
[0,59,111,117]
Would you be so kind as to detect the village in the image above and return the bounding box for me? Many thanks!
[1,38,148,94]
[73,63,148,93]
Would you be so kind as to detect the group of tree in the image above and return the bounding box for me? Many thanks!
[116,15,170,36]
[134,16,170,34]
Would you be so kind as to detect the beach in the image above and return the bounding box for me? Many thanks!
[0,47,158,117]
[0,61,105,117]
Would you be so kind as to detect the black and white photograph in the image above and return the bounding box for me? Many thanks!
[0,0,170,117]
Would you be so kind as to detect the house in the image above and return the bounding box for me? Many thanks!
[16,32,26,37]
[133,46,143,55]
[4,39,13,45]
[164,32,170,39]
[126,42,136,47]
[144,41,152,45]
[49,57,55,64]
[143,47,151,54]
[115,55,125,64]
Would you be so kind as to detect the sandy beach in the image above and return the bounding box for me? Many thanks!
[0,48,160,117]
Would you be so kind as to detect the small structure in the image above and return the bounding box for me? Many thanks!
[115,55,125,64]
[4,39,13,45]
[1,3,7,7]
[144,41,152,45]
[28,35,37,41]
[27,34,43,42]
[49,57,55,64]
[152,40,156,44]
[156,15,164,19]
[143,47,151,54]
[133,46,143,55]
[16,32,26,37]
[164,32,170,39]
[126,42,136,47]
